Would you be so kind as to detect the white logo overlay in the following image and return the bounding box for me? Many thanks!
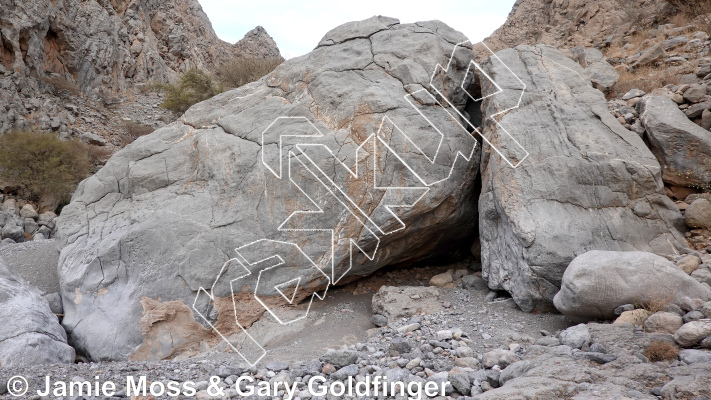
[193,40,528,366]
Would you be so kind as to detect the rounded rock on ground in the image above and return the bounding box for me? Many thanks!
[645,312,684,334]
[559,324,591,349]
[554,251,711,322]
[430,271,454,287]
[482,348,519,369]
[462,275,488,291]
[674,320,711,347]
[614,309,651,326]
[685,199,711,229]
[371,314,388,327]
[266,361,289,372]
[677,255,701,275]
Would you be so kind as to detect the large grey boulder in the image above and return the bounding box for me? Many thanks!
[554,250,711,322]
[637,95,711,188]
[478,44,686,312]
[0,256,74,367]
[56,17,483,361]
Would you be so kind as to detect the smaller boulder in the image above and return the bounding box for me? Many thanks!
[19,204,38,220]
[679,349,711,364]
[613,304,634,315]
[677,255,701,275]
[683,84,708,103]
[674,320,711,347]
[499,360,532,385]
[371,314,388,327]
[482,348,519,369]
[614,309,651,326]
[1,222,24,242]
[691,268,711,286]
[430,271,453,287]
[632,44,666,67]
[680,296,705,312]
[685,199,711,229]
[559,324,590,349]
[645,312,683,334]
[554,251,711,322]
[462,275,488,291]
[319,349,357,369]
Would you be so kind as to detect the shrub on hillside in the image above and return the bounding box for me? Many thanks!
[0,130,90,203]
[120,121,155,146]
[159,69,223,113]
[216,57,283,89]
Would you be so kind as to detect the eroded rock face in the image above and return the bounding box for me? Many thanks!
[0,0,280,92]
[477,44,686,312]
[56,17,482,361]
[485,0,671,51]
[554,251,711,322]
[637,96,711,188]
[0,257,74,367]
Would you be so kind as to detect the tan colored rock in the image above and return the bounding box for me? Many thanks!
[644,311,684,334]
[430,271,454,287]
[674,320,711,347]
[613,309,651,326]
[678,255,702,275]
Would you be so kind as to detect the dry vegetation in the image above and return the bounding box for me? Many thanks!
[644,340,680,362]
[38,74,81,95]
[86,144,112,166]
[216,57,283,89]
[604,0,710,96]
[613,65,686,95]
[664,0,711,34]
[120,121,155,146]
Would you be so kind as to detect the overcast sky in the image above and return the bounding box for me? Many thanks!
[198,0,517,59]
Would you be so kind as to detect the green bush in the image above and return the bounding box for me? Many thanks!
[217,57,283,89]
[159,69,223,113]
[0,130,90,202]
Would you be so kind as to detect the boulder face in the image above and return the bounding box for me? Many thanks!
[553,250,711,322]
[0,0,280,92]
[637,96,711,188]
[0,256,75,367]
[477,44,686,312]
[56,16,483,361]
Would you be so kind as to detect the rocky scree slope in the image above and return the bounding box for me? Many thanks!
[485,0,673,51]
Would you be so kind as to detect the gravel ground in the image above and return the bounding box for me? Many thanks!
[1,261,709,400]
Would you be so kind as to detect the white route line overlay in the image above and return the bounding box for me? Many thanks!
[193,40,530,366]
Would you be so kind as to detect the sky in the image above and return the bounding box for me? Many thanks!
[198,0,517,59]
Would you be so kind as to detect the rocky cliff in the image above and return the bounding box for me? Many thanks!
[486,0,672,51]
[0,0,280,93]
[0,0,281,143]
